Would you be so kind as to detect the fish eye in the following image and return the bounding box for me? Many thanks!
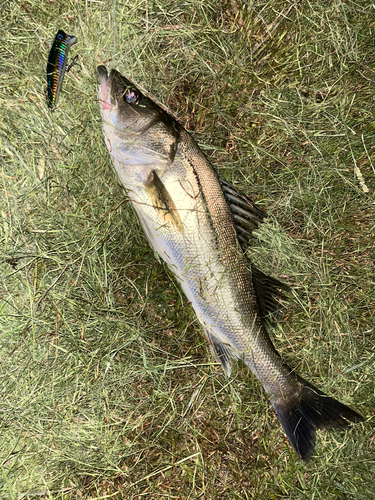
[124,88,139,105]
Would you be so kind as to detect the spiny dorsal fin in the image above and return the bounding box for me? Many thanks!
[219,176,267,250]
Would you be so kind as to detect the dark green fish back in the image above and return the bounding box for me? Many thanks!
[46,30,77,109]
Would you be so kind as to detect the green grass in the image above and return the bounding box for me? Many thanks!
[1,0,374,498]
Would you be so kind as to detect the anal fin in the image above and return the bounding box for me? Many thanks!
[205,330,234,377]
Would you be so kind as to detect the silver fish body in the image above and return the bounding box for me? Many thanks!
[97,66,362,461]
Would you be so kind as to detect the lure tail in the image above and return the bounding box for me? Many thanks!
[46,30,77,109]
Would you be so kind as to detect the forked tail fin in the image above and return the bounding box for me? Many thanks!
[271,375,363,461]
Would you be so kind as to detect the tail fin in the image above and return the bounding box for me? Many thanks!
[271,375,363,461]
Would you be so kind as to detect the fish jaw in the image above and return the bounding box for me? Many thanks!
[98,68,149,176]
[97,65,112,112]
[97,66,180,176]
[97,66,125,150]
[97,66,120,158]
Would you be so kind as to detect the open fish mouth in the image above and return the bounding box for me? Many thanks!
[97,65,113,111]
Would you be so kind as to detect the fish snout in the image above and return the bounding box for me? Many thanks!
[97,65,112,111]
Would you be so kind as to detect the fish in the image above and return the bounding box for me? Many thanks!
[46,30,77,109]
[97,65,363,461]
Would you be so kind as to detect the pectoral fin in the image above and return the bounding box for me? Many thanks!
[145,170,184,234]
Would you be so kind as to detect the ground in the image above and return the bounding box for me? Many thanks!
[0,1,374,499]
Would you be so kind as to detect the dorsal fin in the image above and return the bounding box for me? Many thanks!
[251,265,289,323]
[219,177,289,322]
[219,176,267,250]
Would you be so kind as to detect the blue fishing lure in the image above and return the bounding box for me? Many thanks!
[46,30,77,109]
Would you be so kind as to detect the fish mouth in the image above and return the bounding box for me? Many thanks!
[97,65,113,111]
[97,65,108,84]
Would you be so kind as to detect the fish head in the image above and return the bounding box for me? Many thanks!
[97,66,179,171]
[97,65,159,133]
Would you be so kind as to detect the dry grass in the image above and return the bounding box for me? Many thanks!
[1,0,374,498]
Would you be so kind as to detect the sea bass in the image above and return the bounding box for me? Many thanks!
[97,66,362,461]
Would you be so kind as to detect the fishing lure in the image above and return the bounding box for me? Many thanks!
[46,30,77,109]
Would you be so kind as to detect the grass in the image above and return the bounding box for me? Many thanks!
[0,0,374,498]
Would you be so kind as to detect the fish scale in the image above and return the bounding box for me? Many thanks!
[97,65,363,461]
